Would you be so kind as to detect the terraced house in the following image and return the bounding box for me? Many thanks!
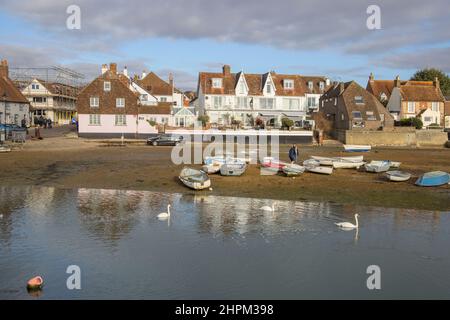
[77,63,194,138]
[196,65,330,127]
[367,74,445,127]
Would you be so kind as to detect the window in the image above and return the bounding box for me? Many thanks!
[266,82,272,94]
[89,114,101,125]
[283,98,300,110]
[259,98,274,109]
[407,101,415,113]
[284,79,294,89]
[160,97,167,102]
[366,111,376,120]
[352,111,362,119]
[104,81,111,92]
[32,97,47,103]
[424,116,432,122]
[19,105,24,112]
[212,78,222,88]
[354,96,364,104]
[432,102,439,112]
[307,97,317,108]
[90,97,99,107]
[116,98,125,108]
[319,82,325,91]
[115,114,126,126]
[341,113,345,121]
[308,81,313,91]
[213,96,223,108]
[238,81,246,94]
[31,84,40,90]
[236,97,249,109]
[334,98,337,106]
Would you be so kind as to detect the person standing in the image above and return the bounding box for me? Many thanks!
[288,144,299,163]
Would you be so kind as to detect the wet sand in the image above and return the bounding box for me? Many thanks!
[1,136,449,211]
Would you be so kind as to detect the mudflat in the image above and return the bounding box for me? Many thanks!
[1,136,449,211]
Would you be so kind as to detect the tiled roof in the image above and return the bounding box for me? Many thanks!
[366,80,395,100]
[444,101,450,115]
[0,75,29,104]
[136,72,182,96]
[139,102,172,114]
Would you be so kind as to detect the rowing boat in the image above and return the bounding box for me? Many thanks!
[415,171,450,187]
[282,164,305,176]
[343,144,371,152]
[179,167,211,190]
[386,171,411,182]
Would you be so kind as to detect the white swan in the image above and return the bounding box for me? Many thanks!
[335,214,359,229]
[260,202,276,212]
[157,204,171,219]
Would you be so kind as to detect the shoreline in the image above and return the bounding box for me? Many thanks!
[0,136,449,211]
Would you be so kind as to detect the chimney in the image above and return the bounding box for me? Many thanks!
[0,59,9,78]
[101,64,108,74]
[434,77,440,89]
[223,64,231,76]
[123,66,128,77]
[142,70,147,79]
[369,72,374,81]
[109,63,117,74]
[169,73,174,88]
[394,75,401,88]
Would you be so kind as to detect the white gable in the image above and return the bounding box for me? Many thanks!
[262,73,276,97]
[130,81,158,105]
[235,72,249,96]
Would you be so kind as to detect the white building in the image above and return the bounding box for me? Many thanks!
[0,59,30,126]
[196,65,330,127]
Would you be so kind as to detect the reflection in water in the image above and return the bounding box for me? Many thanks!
[0,186,449,299]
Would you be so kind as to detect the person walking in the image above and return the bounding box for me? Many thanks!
[288,144,299,164]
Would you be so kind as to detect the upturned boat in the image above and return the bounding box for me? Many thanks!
[365,160,391,173]
[282,164,306,176]
[415,171,450,187]
[343,144,371,152]
[179,168,211,190]
[261,157,288,172]
[332,160,365,169]
[202,162,222,174]
[220,159,247,176]
[311,155,364,166]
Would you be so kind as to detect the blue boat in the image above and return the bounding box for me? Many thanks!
[415,171,450,187]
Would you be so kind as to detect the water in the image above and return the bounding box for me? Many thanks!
[0,186,449,299]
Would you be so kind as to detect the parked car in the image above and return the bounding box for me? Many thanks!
[0,124,26,137]
[147,134,183,146]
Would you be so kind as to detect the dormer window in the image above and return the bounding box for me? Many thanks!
[284,79,294,89]
[319,82,325,91]
[354,96,364,104]
[308,81,313,91]
[31,84,40,90]
[104,81,111,92]
[212,78,222,88]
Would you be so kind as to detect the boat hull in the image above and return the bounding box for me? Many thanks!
[386,171,411,182]
[343,145,371,152]
[220,163,247,176]
[332,161,365,169]
[305,166,333,175]
[179,168,211,190]
[282,164,305,176]
[415,171,450,187]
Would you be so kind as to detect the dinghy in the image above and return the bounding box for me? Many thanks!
[204,156,227,165]
[202,162,222,174]
[303,159,321,167]
[311,155,364,166]
[332,159,365,169]
[282,164,306,176]
[344,144,371,152]
[415,171,450,187]
[365,160,391,173]
[220,159,247,176]
[386,171,411,182]
[0,146,11,153]
[305,165,333,175]
[261,157,288,172]
[179,167,211,190]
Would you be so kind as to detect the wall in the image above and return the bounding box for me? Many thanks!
[0,101,30,125]
[341,128,447,147]
[78,114,139,137]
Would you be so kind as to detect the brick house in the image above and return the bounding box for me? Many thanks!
[319,81,394,131]
[367,74,445,127]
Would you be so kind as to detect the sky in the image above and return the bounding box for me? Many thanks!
[0,0,449,91]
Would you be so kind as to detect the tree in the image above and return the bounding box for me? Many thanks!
[281,117,294,129]
[399,117,423,130]
[410,68,450,96]
[197,115,209,127]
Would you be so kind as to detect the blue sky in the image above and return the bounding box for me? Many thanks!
[1,0,449,90]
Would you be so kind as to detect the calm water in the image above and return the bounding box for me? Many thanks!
[0,186,449,299]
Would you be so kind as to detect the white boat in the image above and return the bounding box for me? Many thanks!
[179,168,211,190]
[204,156,227,165]
[0,146,11,153]
[202,162,222,174]
[332,160,365,169]
[305,165,333,175]
[365,160,391,173]
[282,164,305,176]
[311,155,364,166]
[368,160,401,169]
[386,171,411,182]
[303,159,321,167]
[344,145,371,152]
[220,159,247,176]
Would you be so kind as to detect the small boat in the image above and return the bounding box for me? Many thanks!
[282,164,305,176]
[27,276,44,290]
[386,171,412,182]
[179,167,211,190]
[365,160,391,173]
[202,162,222,174]
[303,159,321,167]
[332,160,365,169]
[0,146,11,153]
[305,165,333,175]
[220,159,247,176]
[344,144,371,152]
[311,155,364,166]
[204,156,227,165]
[261,157,288,172]
[415,171,450,187]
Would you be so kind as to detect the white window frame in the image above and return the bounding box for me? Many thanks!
[116,98,125,108]
[213,96,223,109]
[307,97,317,108]
[283,98,300,110]
[366,111,376,121]
[319,82,324,91]
[431,102,439,112]
[308,81,313,91]
[352,111,362,120]
[407,101,415,113]
[160,97,167,102]
[115,114,127,126]
[212,78,222,88]
[236,97,249,109]
[260,98,274,109]
[284,79,294,90]
[104,81,111,92]
[89,114,101,126]
[90,97,99,108]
